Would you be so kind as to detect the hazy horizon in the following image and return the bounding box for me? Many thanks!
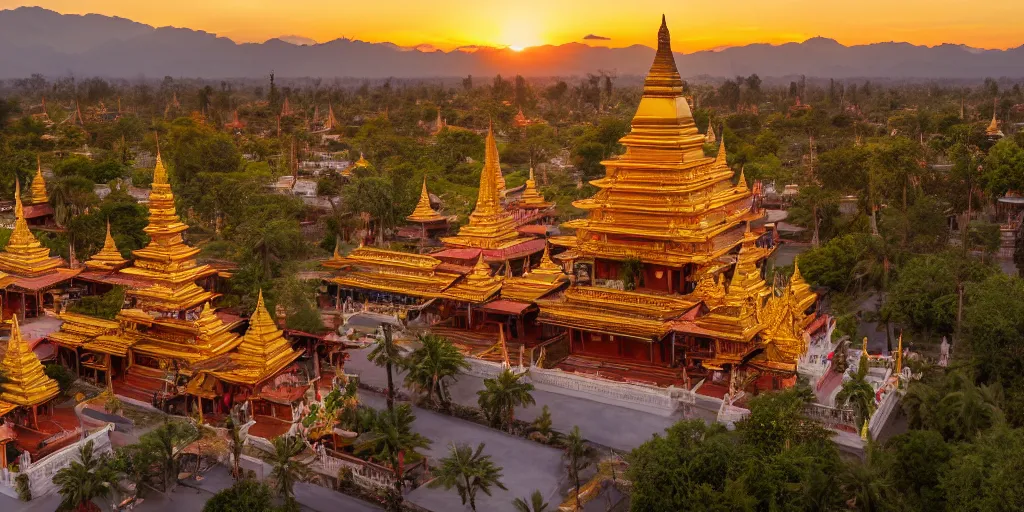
[1,1,1023,52]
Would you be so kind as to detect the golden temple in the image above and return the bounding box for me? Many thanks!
[986,99,1004,139]
[407,177,447,224]
[0,316,60,413]
[0,180,66,277]
[118,151,218,312]
[441,124,522,250]
[84,221,129,272]
[31,157,48,205]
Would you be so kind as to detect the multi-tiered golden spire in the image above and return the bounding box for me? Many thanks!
[444,254,504,302]
[0,316,60,407]
[215,290,301,384]
[119,150,217,311]
[555,15,755,267]
[519,168,553,209]
[406,177,446,223]
[724,225,771,305]
[441,124,520,249]
[789,258,817,313]
[84,220,129,271]
[0,180,63,276]
[986,98,1004,139]
[31,156,49,204]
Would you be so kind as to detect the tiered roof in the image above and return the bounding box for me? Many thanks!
[441,125,522,249]
[119,152,217,311]
[84,221,129,272]
[444,255,503,303]
[0,316,60,407]
[551,16,755,267]
[325,246,461,299]
[31,157,48,205]
[500,245,568,303]
[518,168,553,209]
[0,180,64,276]
[406,178,446,224]
[213,291,302,385]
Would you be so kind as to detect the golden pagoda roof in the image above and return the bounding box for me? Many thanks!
[986,100,1004,138]
[0,179,64,277]
[120,151,217,312]
[518,168,553,209]
[324,246,460,299]
[538,285,697,340]
[84,221,129,272]
[441,124,523,249]
[122,304,243,366]
[757,286,809,362]
[31,156,48,205]
[47,312,120,349]
[406,177,446,223]
[724,226,772,305]
[554,17,756,266]
[789,259,817,313]
[355,153,370,168]
[0,316,59,407]
[214,290,301,385]
[501,246,568,302]
[444,254,504,303]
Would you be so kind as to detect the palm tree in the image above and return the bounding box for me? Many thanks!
[268,435,310,503]
[512,490,549,512]
[52,440,120,512]
[148,420,198,494]
[901,381,938,430]
[372,404,431,497]
[840,445,891,512]
[936,374,1004,441]
[477,368,536,432]
[836,354,876,427]
[428,442,507,512]
[404,333,469,409]
[225,417,245,480]
[562,426,593,510]
[369,323,403,412]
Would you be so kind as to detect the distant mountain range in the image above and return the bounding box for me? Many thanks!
[2,7,1023,80]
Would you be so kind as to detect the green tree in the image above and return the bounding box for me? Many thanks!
[428,442,507,512]
[203,479,279,512]
[369,323,403,412]
[562,426,593,510]
[512,490,550,512]
[477,368,536,432]
[884,430,951,511]
[840,446,891,512]
[940,426,1024,512]
[143,420,198,495]
[835,354,877,428]
[962,273,1024,425]
[371,404,431,498]
[267,435,310,504]
[52,440,120,512]
[403,333,469,409]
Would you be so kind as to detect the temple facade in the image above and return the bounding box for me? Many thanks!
[538,17,825,392]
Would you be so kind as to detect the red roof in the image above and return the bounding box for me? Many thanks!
[10,269,80,291]
[482,238,547,261]
[75,271,152,287]
[479,299,534,316]
[432,248,482,261]
[516,225,550,236]
[23,203,54,219]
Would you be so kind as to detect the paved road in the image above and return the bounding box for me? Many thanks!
[347,347,689,452]
[359,392,565,512]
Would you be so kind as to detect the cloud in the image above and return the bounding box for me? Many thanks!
[583,34,611,41]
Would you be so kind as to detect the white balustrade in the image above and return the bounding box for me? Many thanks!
[0,425,114,500]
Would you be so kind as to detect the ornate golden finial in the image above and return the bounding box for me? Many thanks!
[470,254,491,277]
[643,14,683,93]
[715,138,728,167]
[736,167,748,191]
[31,155,48,204]
[153,147,168,185]
[862,336,869,354]
[14,177,23,219]
[895,332,903,375]
[860,419,869,441]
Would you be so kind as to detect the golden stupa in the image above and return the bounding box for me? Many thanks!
[552,16,755,268]
[84,220,129,272]
[0,180,64,276]
[118,151,217,312]
[0,316,60,407]
[986,99,1004,139]
[212,290,302,385]
[501,244,568,303]
[444,254,504,303]
[441,124,521,249]
[518,168,553,209]
[406,177,446,223]
[31,156,49,205]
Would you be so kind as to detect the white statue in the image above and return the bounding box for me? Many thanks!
[939,336,950,367]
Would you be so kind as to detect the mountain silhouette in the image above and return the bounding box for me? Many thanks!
[1,7,1022,79]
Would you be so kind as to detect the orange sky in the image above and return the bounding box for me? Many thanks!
[4,1,1023,52]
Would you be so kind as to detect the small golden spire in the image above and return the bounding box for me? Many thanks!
[715,138,728,167]
[986,98,1003,138]
[860,419,869,441]
[355,152,370,168]
[0,316,60,407]
[153,148,168,185]
[470,254,491,278]
[895,332,903,375]
[31,155,48,204]
[407,176,446,223]
[85,219,128,271]
[519,167,553,209]
[0,179,62,276]
[736,166,748,192]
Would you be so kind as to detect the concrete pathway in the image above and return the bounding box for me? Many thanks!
[359,393,565,512]
[347,347,688,452]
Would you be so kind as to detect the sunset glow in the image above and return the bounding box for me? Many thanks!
[2,0,1023,52]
